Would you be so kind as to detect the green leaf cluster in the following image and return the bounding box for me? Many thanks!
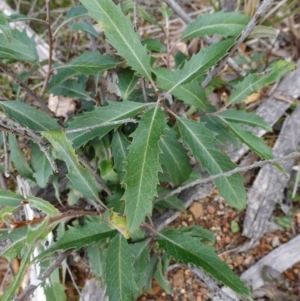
[0,1,296,300]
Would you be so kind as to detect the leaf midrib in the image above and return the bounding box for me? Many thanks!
[92,0,150,80]
[179,119,241,201]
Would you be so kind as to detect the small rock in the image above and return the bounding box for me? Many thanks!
[243,255,254,266]
[224,235,231,244]
[233,254,244,266]
[207,205,216,214]
[181,221,188,227]
[189,202,203,219]
[272,236,280,248]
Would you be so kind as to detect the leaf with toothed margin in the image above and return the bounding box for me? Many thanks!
[104,233,138,301]
[42,131,100,202]
[181,11,250,40]
[158,229,251,298]
[79,0,152,79]
[122,106,167,233]
[176,117,246,210]
[66,101,146,149]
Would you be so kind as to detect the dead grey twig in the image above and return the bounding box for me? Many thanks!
[157,151,300,201]
[40,0,53,97]
[189,264,237,301]
[15,249,73,301]
[2,131,10,177]
[0,62,53,116]
[0,117,59,173]
[163,0,246,77]
[64,118,137,134]
[201,0,275,88]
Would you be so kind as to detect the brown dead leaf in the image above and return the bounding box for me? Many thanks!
[244,92,261,104]
[48,94,76,119]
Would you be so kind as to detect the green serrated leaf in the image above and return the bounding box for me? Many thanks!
[175,39,234,86]
[142,38,167,53]
[176,117,246,210]
[156,187,185,211]
[27,196,59,217]
[45,283,67,301]
[1,101,60,131]
[0,206,16,220]
[31,142,52,188]
[2,241,32,300]
[156,39,234,95]
[37,222,117,260]
[228,60,295,106]
[0,227,28,261]
[155,257,173,295]
[117,69,138,100]
[201,115,240,147]
[131,239,150,288]
[87,242,107,279]
[0,190,24,206]
[100,160,119,183]
[2,218,49,301]
[155,68,208,109]
[80,0,152,80]
[220,110,272,131]
[159,127,192,185]
[0,12,11,41]
[105,233,137,301]
[111,130,130,181]
[122,106,167,233]
[159,4,173,20]
[42,131,99,201]
[182,11,250,40]
[139,7,162,27]
[54,52,117,75]
[71,21,99,38]
[222,120,274,159]
[180,225,215,245]
[49,80,94,101]
[67,101,146,148]
[9,134,33,179]
[158,229,251,298]
[65,5,88,20]
[25,215,49,246]
[0,29,38,62]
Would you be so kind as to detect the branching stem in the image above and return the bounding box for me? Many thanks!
[40,0,53,97]
[0,61,53,116]
[157,152,300,201]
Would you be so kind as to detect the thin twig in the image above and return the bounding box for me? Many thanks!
[0,117,59,173]
[37,142,60,173]
[133,0,139,32]
[157,152,300,201]
[64,261,84,301]
[163,0,246,76]
[201,0,275,88]
[40,0,53,97]
[15,249,73,301]
[2,131,10,177]
[141,77,148,102]
[0,61,53,116]
[64,118,137,134]
[0,172,7,190]
[188,264,237,301]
